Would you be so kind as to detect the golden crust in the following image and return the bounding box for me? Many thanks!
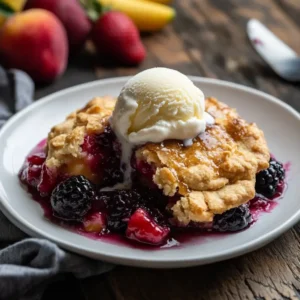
[45,96,116,180]
[136,97,270,224]
[153,167,179,196]
[172,180,255,224]
[206,97,270,172]
[45,95,270,225]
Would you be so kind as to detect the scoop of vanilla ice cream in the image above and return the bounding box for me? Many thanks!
[111,67,211,145]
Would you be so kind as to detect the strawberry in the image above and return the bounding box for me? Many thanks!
[126,208,170,245]
[91,11,146,65]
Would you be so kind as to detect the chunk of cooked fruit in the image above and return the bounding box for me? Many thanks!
[126,208,170,245]
[27,153,46,165]
[19,152,46,188]
[134,159,156,188]
[82,126,123,186]
[38,164,58,195]
[83,212,106,233]
[50,176,94,221]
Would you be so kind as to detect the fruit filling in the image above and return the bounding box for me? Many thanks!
[81,126,123,187]
[19,131,287,247]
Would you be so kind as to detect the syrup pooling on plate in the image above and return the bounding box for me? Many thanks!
[250,179,287,222]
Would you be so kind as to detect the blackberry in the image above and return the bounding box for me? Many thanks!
[136,187,169,210]
[100,189,144,232]
[96,126,124,187]
[96,126,116,147]
[51,176,94,221]
[99,188,169,232]
[213,204,252,232]
[255,158,285,198]
[101,156,124,186]
[147,207,169,228]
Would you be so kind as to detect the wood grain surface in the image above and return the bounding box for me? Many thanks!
[40,1,300,299]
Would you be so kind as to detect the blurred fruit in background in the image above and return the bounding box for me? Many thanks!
[138,0,172,4]
[98,0,175,31]
[0,9,68,82]
[91,11,146,65]
[24,0,91,51]
[0,0,176,83]
[1,0,24,10]
[0,0,26,25]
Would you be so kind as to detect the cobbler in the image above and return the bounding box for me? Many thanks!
[19,95,286,246]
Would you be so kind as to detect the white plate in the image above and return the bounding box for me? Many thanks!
[0,76,299,269]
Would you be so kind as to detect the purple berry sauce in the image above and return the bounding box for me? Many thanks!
[19,139,289,249]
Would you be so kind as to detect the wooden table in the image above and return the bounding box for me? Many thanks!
[40,1,300,299]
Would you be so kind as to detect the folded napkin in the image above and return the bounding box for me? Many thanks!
[0,66,114,300]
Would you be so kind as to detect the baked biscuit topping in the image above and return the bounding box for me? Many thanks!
[136,97,270,224]
[44,96,270,225]
[45,96,116,180]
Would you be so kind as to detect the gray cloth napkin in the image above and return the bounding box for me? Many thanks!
[0,67,114,300]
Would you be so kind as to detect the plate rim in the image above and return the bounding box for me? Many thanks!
[0,75,300,268]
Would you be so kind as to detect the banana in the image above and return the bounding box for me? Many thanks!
[136,0,172,5]
[2,0,26,11]
[98,0,175,32]
[0,0,26,26]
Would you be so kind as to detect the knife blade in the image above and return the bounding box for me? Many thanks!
[247,19,299,80]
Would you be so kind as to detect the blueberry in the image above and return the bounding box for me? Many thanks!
[51,176,94,221]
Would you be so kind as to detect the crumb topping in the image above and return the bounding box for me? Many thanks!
[45,96,116,175]
[45,96,270,225]
[136,97,270,224]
